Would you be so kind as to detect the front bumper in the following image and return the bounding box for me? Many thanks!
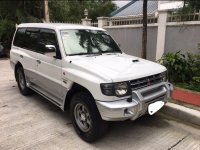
[96,82,173,121]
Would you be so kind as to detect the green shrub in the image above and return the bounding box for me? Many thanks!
[0,19,16,50]
[159,50,200,92]
[158,51,192,82]
[188,53,200,86]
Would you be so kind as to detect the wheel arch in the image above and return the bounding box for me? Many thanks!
[63,82,94,111]
[14,61,23,81]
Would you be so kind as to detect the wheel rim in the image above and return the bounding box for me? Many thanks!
[74,103,92,132]
[18,70,25,90]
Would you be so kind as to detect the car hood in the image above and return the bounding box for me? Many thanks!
[68,53,166,82]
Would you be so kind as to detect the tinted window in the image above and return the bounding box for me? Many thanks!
[13,28,27,48]
[38,29,59,53]
[25,28,40,51]
[13,28,40,51]
[14,28,60,58]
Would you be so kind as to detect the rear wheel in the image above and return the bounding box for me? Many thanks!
[70,92,107,142]
[16,67,33,95]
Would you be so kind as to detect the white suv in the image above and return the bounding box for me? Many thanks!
[10,23,173,142]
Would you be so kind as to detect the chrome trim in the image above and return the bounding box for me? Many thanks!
[29,85,62,107]
[130,73,163,90]
[96,82,173,121]
[96,99,140,121]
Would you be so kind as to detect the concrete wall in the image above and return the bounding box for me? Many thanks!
[104,23,200,61]
[105,26,158,61]
[165,25,200,54]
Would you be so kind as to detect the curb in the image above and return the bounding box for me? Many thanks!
[172,88,200,106]
[161,102,200,126]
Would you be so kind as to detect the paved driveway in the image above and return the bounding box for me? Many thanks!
[0,59,200,150]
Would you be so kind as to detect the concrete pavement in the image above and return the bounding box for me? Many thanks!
[0,59,200,150]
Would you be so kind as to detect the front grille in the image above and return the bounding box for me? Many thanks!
[130,73,163,90]
[145,94,166,104]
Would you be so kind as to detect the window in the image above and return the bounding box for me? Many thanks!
[13,28,27,48]
[14,27,61,58]
[38,29,59,54]
[13,28,40,51]
[60,29,121,55]
[25,28,40,51]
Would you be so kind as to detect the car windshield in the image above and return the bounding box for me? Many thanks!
[60,29,121,56]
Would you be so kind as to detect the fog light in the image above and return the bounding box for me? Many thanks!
[124,108,134,117]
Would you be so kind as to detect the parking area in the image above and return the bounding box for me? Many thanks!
[0,59,200,150]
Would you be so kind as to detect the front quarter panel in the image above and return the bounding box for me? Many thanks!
[61,59,117,102]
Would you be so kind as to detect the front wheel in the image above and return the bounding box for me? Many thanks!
[70,92,107,142]
[16,67,33,95]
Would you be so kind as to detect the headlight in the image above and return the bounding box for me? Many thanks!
[100,82,131,97]
[161,71,167,82]
[115,82,129,96]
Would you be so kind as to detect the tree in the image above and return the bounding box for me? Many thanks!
[0,0,117,50]
[49,0,117,22]
[0,0,43,23]
[0,0,44,50]
[142,0,147,59]
[44,0,49,22]
[174,0,200,22]
[184,0,200,11]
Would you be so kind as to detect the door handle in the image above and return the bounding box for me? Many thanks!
[36,60,41,64]
[20,55,23,58]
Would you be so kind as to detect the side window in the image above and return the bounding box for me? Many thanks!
[14,27,61,58]
[38,29,59,54]
[25,28,40,51]
[13,28,27,48]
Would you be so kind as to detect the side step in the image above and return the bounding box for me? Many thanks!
[29,85,62,108]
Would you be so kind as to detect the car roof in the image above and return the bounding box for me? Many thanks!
[17,23,105,31]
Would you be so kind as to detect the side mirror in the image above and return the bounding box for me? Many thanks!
[45,45,56,52]
[44,45,61,59]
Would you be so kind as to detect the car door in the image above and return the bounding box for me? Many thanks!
[13,28,38,84]
[35,28,63,104]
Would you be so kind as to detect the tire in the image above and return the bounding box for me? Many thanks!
[16,66,33,96]
[70,92,108,142]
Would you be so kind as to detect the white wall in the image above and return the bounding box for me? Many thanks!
[158,1,183,11]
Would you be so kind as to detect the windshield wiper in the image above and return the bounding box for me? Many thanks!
[68,52,102,56]
[86,53,102,57]
[85,51,102,57]
[68,52,89,56]
[102,51,122,54]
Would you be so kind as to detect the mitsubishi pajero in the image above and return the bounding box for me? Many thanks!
[10,23,173,142]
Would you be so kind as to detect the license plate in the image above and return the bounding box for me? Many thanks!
[148,101,165,115]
